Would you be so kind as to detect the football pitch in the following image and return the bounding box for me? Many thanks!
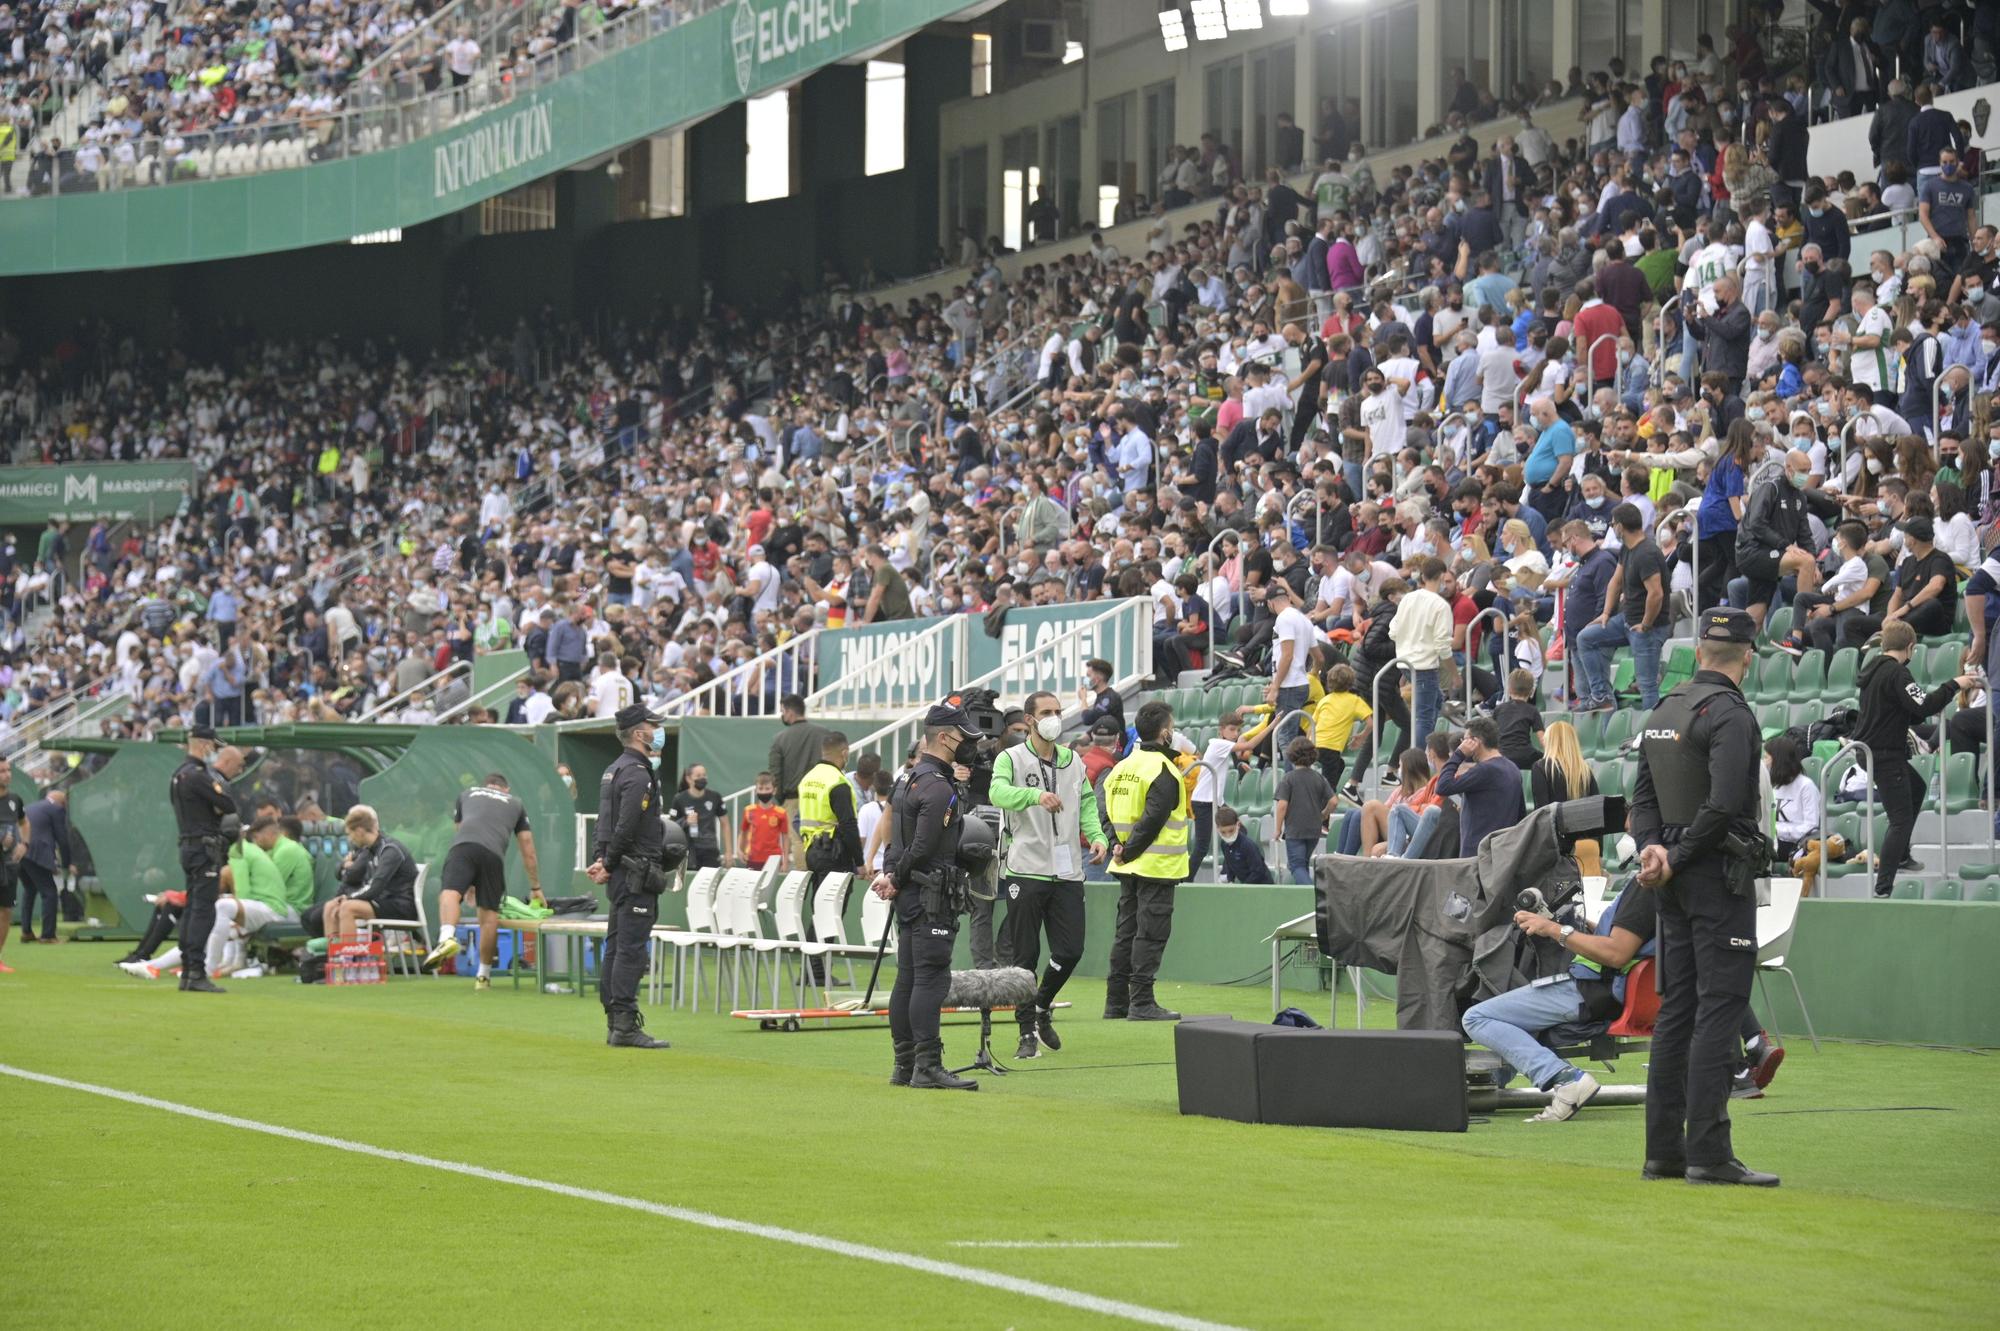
[2,943,1994,1329]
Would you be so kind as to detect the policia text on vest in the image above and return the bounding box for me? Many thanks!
[1102,703,1191,1023]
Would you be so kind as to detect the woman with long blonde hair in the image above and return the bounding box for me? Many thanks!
[1533,719,1602,874]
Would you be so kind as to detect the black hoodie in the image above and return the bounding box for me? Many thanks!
[1852,653,1957,756]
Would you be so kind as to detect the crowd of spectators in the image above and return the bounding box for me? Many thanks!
[0,7,1996,890]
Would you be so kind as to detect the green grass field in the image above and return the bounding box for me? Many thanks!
[2,940,1995,1329]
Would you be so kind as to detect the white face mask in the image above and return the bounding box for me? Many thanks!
[1035,715,1064,742]
[1219,831,1239,845]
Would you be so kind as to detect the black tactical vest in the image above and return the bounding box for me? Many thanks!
[1639,678,1740,827]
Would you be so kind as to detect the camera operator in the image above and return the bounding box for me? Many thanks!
[1461,881,1657,1122]
[1631,608,1776,1187]
[1103,699,1191,1022]
[953,690,1018,971]
[872,702,985,1091]
[990,691,1110,1059]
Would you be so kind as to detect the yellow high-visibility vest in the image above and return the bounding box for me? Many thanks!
[1104,747,1190,880]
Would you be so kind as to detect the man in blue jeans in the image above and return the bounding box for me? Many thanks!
[1574,502,1670,709]
[1461,881,1658,1121]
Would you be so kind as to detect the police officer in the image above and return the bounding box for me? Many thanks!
[170,725,242,994]
[872,702,981,1091]
[1103,700,1191,1022]
[1631,608,1779,1187]
[587,704,672,1050]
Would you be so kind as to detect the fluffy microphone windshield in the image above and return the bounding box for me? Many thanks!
[946,966,1039,1008]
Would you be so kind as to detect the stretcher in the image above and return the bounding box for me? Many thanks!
[731,1000,1071,1032]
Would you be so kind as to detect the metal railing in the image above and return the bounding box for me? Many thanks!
[806,615,968,716]
[1817,739,1876,893]
[1368,658,1409,800]
[7,0,716,201]
[667,629,822,720]
[355,659,472,723]
[1463,605,1512,717]
[1205,528,1243,664]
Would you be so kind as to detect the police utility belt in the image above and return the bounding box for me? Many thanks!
[906,864,973,918]
[1658,825,1769,900]
[621,859,672,897]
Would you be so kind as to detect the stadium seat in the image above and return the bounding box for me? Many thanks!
[1943,752,1980,813]
[1747,654,1791,704]
[1826,647,1859,696]
[1968,881,2000,903]
[1762,606,1792,644]
[1930,880,1963,901]
[355,864,431,976]
[1890,881,1924,899]
[1755,878,1816,1051]
[1785,652,1826,703]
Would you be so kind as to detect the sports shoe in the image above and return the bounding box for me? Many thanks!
[119,960,161,980]
[1686,1158,1780,1187]
[0,960,14,974]
[422,935,462,972]
[474,975,492,991]
[1036,1007,1062,1051]
[1729,1068,1765,1100]
[1772,637,1805,659]
[1748,1036,1785,1090]
[1526,1071,1600,1122]
[1014,1032,1040,1060]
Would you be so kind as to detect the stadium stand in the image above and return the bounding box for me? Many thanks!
[2,0,1999,919]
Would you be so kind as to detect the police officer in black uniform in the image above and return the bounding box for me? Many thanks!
[1631,608,1779,1187]
[170,724,240,995]
[872,702,982,1091]
[587,704,672,1050]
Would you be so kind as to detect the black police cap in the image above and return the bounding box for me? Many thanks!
[189,724,219,741]
[924,702,982,737]
[613,704,663,731]
[1698,608,1757,644]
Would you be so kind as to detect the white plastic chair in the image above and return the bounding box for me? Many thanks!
[686,867,747,1010]
[1755,877,1819,1052]
[356,864,430,976]
[649,866,721,1007]
[768,870,832,1005]
[728,865,791,1008]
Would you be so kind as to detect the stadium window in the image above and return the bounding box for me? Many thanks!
[350,228,403,245]
[745,89,793,203]
[865,59,906,176]
[1001,168,1023,251]
[970,33,992,96]
[1062,40,1083,65]
[480,181,556,234]
[1097,184,1119,229]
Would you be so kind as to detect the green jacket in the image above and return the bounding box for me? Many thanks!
[227,841,292,914]
[988,742,1107,881]
[268,836,316,915]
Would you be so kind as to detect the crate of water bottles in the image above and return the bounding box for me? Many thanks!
[327,934,387,986]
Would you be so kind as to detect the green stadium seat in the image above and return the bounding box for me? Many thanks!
[1890,881,1924,900]
[1826,647,1859,696]
[1610,655,1635,696]
[1969,881,2000,902]
[1597,763,1626,799]
[1931,880,1963,901]
[1662,642,1696,682]
[1959,862,2000,879]
[1762,606,1792,644]
[1748,654,1791,704]
[1943,752,1981,813]
[1785,652,1826,702]
[1595,710,1638,758]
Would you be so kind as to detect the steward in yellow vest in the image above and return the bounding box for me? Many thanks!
[1101,700,1189,1022]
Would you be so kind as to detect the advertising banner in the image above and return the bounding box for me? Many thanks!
[0,462,196,524]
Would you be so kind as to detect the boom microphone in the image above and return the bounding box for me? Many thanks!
[946,966,1038,1009]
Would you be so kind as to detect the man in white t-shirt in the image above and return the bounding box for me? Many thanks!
[1264,580,1318,753]
[1319,549,1397,628]
[1475,338,1519,422]
[1353,367,1406,461]
[590,653,635,718]
[445,32,480,87]
[744,544,780,615]
[1847,286,1894,393]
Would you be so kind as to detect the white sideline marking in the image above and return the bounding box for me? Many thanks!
[951,1241,1182,1250]
[0,1063,1245,1331]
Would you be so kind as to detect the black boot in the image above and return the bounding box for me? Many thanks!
[1103,981,1129,1020]
[890,1039,915,1086]
[179,975,227,994]
[908,1041,978,1090]
[1034,1004,1062,1051]
[606,1010,670,1049]
[1126,983,1180,1021]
